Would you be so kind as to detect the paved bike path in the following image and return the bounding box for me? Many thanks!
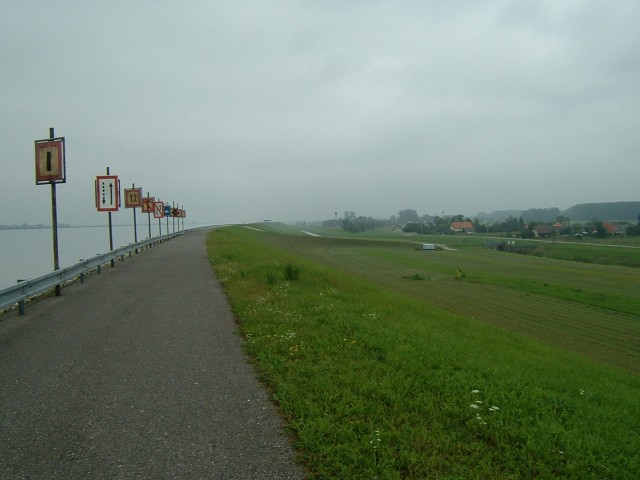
[0,229,305,479]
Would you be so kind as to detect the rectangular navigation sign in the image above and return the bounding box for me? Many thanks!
[35,138,66,184]
[124,187,143,208]
[142,196,155,213]
[95,175,120,212]
[153,201,164,218]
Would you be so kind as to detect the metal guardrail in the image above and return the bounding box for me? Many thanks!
[0,231,184,315]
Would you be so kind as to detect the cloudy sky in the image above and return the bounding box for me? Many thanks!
[2,1,639,226]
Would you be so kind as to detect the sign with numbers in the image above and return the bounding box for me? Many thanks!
[124,187,143,208]
[35,138,66,184]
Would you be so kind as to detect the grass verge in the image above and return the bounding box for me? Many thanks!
[208,226,640,479]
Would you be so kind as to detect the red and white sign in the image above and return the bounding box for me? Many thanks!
[142,196,155,213]
[35,138,66,184]
[153,201,164,218]
[95,175,120,212]
[124,187,143,208]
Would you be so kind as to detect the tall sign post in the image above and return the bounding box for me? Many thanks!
[35,128,66,296]
[172,202,176,233]
[170,204,182,231]
[164,204,170,233]
[95,168,120,267]
[142,193,154,239]
[124,184,143,248]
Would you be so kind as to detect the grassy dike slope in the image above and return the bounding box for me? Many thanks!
[207,226,640,479]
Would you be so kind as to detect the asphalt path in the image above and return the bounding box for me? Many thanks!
[0,229,305,479]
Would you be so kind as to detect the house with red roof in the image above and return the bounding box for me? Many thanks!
[450,221,474,233]
[601,221,628,235]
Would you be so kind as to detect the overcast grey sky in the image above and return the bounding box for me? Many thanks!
[2,1,639,226]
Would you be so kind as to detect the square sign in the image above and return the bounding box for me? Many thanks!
[35,137,66,184]
[124,187,143,208]
[153,201,164,218]
[142,196,155,213]
[95,175,120,212]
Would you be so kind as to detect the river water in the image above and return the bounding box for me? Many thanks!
[0,222,183,290]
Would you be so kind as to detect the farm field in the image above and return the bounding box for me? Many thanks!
[262,227,640,374]
[207,225,640,479]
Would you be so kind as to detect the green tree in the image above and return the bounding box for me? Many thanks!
[521,227,535,239]
[397,209,419,224]
[342,211,378,233]
[593,221,608,238]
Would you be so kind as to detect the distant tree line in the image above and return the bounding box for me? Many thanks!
[478,215,525,234]
[322,209,474,235]
[330,211,382,233]
[320,208,640,237]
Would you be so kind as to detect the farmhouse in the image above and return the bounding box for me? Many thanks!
[601,222,616,235]
[601,221,628,235]
[450,221,474,233]
[534,224,553,238]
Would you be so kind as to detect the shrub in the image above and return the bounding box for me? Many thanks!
[283,263,300,281]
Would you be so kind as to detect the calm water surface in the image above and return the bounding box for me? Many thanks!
[0,223,175,290]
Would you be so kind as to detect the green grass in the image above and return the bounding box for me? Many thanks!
[208,226,640,479]
[258,227,640,373]
[526,242,640,268]
[292,223,640,267]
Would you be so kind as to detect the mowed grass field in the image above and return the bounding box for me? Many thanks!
[263,228,640,374]
[207,225,640,479]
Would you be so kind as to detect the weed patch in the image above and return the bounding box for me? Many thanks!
[402,273,425,281]
[284,263,300,281]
